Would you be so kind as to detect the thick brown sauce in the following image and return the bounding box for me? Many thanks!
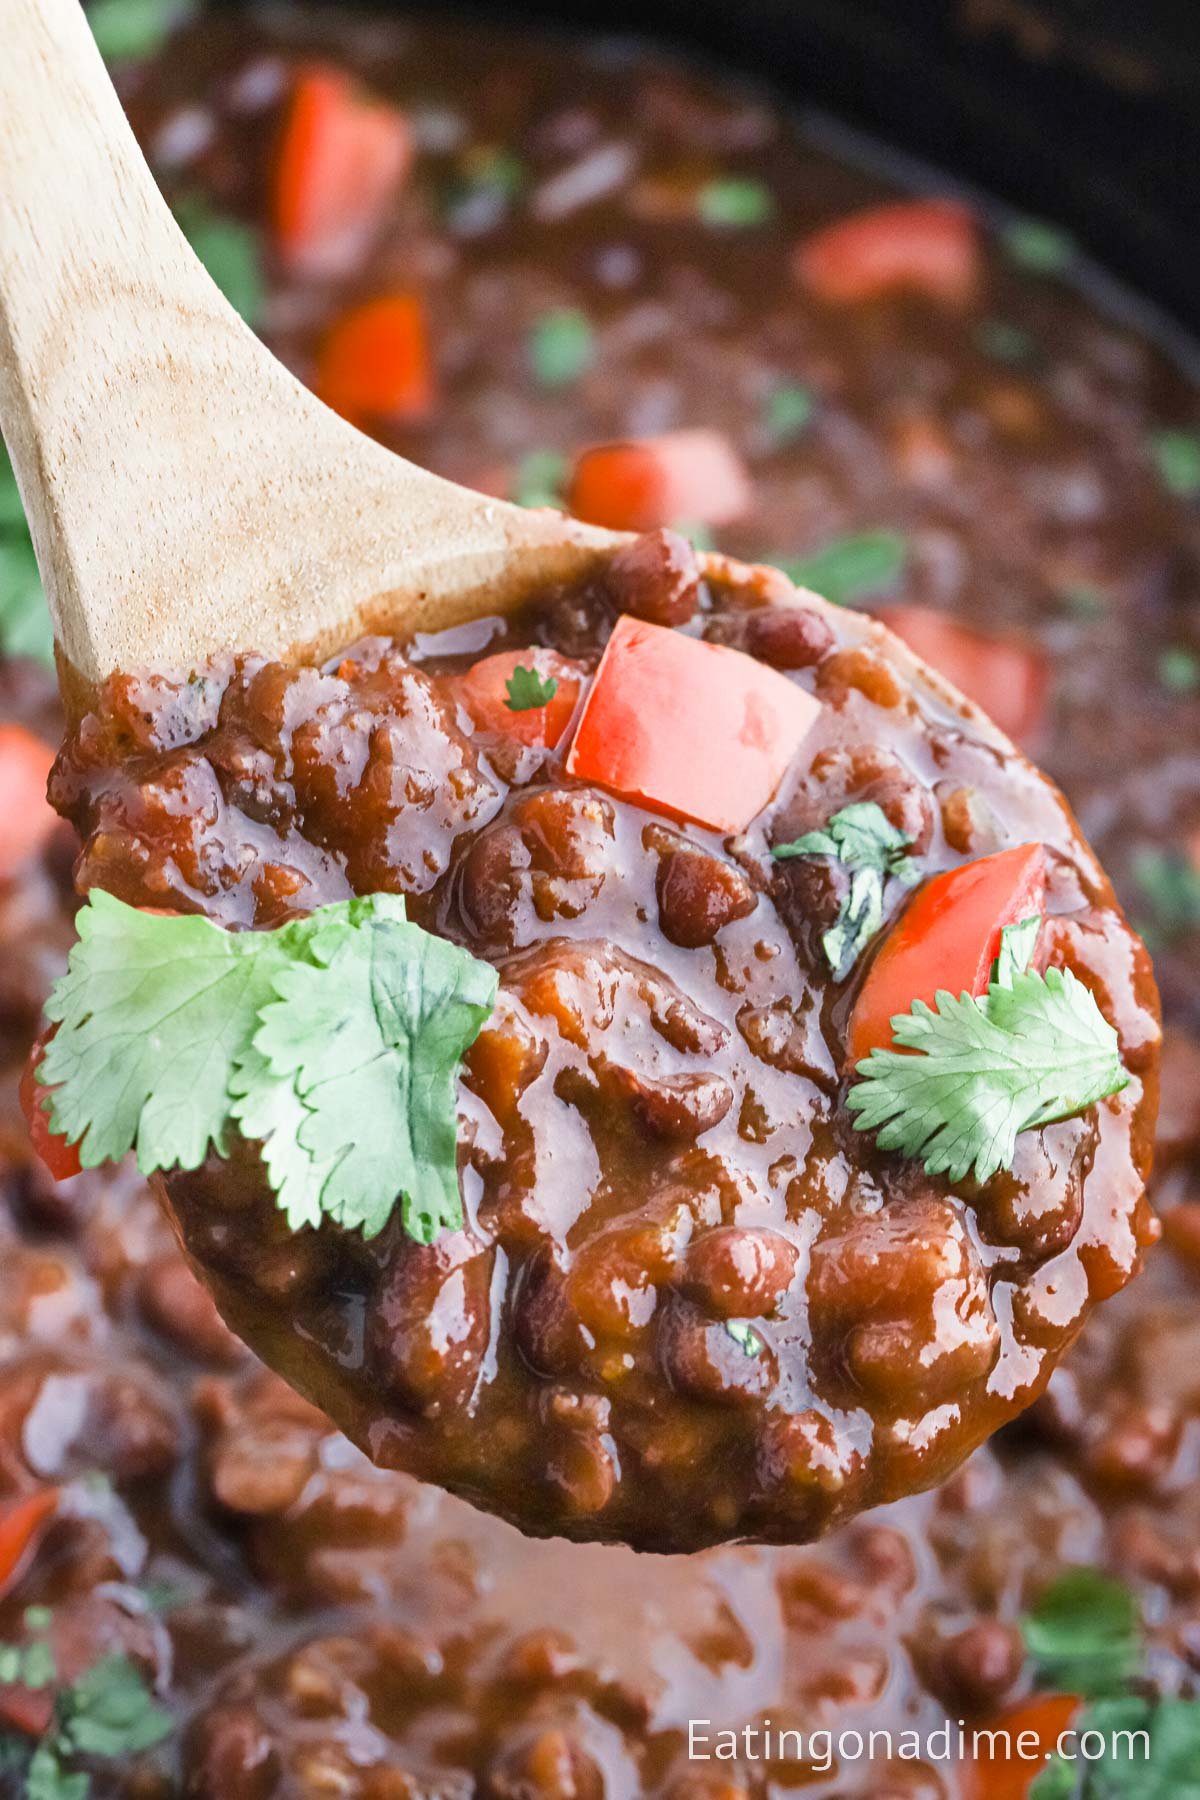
[0,6,1195,1795]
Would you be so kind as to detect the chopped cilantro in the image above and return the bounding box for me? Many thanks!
[1061,584,1107,620]
[848,957,1127,1184]
[86,0,180,61]
[976,319,1037,364]
[1133,847,1200,940]
[444,149,524,233]
[773,801,919,980]
[724,1320,763,1357]
[1150,429,1200,499]
[763,383,815,447]
[1022,1568,1141,1697]
[173,197,263,326]
[1003,217,1076,274]
[698,178,775,227]
[0,449,54,668]
[528,308,595,388]
[992,914,1041,988]
[23,1606,53,1633]
[670,520,716,552]
[511,449,568,510]
[0,444,26,533]
[1159,646,1200,694]
[504,664,559,711]
[40,892,496,1244]
[776,530,907,607]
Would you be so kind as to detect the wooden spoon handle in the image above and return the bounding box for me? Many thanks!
[0,0,614,688]
[0,0,261,677]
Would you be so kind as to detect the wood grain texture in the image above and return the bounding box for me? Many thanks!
[0,0,617,688]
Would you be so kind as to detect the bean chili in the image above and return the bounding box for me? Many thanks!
[0,3,1195,1794]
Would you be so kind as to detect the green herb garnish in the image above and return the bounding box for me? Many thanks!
[528,308,595,388]
[511,449,568,510]
[776,530,907,607]
[173,197,263,326]
[976,319,1037,364]
[847,937,1128,1184]
[698,178,774,227]
[0,449,54,668]
[86,0,181,61]
[1003,217,1077,274]
[1133,847,1200,940]
[763,383,815,447]
[504,664,559,711]
[39,891,496,1243]
[1022,1568,1141,1698]
[725,1320,763,1357]
[773,802,919,980]
[1158,646,1200,694]
[27,1653,172,1799]
[1149,429,1200,499]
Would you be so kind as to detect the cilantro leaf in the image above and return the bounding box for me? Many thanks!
[847,962,1128,1184]
[993,914,1041,988]
[724,1320,763,1357]
[40,892,497,1244]
[1134,847,1200,940]
[173,197,263,326]
[511,449,568,510]
[1003,217,1076,274]
[775,530,907,607]
[59,1653,171,1759]
[1149,429,1200,500]
[27,1741,86,1800]
[231,908,497,1242]
[698,178,774,226]
[1030,1759,1079,1800]
[763,382,814,446]
[1022,1569,1141,1697]
[528,308,595,388]
[0,532,55,668]
[773,802,919,980]
[40,892,321,1172]
[505,664,559,711]
[86,0,180,61]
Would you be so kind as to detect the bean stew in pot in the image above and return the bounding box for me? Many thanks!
[0,1,1196,1793]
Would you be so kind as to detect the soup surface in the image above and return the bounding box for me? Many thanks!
[0,4,1197,1795]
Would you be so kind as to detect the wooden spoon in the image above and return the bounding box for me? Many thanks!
[0,0,618,699]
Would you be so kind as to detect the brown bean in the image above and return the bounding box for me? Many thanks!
[139,1254,245,1365]
[592,1057,733,1140]
[460,789,615,949]
[604,528,701,626]
[655,846,757,948]
[658,1297,777,1405]
[485,1724,606,1800]
[683,1227,799,1318]
[185,1704,281,1800]
[368,1234,494,1416]
[705,602,833,669]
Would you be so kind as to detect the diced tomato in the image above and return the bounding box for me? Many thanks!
[0,1683,54,1739]
[882,605,1049,745]
[272,65,413,275]
[316,293,434,424]
[0,1489,58,1600]
[847,843,1046,1064]
[19,1028,83,1183]
[0,725,57,882]
[456,648,585,750]
[964,1693,1081,1800]
[565,614,822,833]
[567,430,751,532]
[795,199,981,307]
